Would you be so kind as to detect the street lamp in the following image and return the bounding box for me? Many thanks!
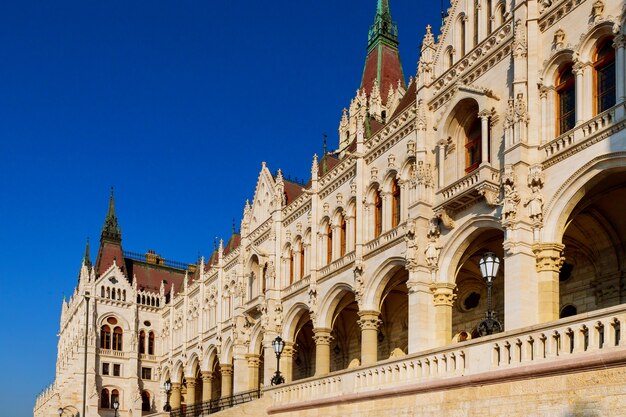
[58,407,63,417]
[163,379,172,411]
[477,252,503,336]
[270,335,285,385]
[113,399,119,417]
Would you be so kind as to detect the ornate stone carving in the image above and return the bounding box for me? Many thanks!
[591,0,604,20]
[478,184,500,207]
[553,28,565,50]
[308,283,318,322]
[357,315,382,331]
[435,209,455,229]
[312,329,333,345]
[501,166,520,223]
[430,283,457,306]
[513,19,527,58]
[353,266,365,309]
[532,243,565,272]
[404,218,418,271]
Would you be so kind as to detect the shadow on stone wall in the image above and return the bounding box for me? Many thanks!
[562,400,600,417]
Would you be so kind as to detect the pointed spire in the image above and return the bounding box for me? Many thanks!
[83,237,92,268]
[368,0,398,50]
[101,187,122,242]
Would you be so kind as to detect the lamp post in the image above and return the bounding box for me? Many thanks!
[477,252,503,336]
[58,407,63,417]
[112,399,119,417]
[270,335,285,385]
[163,379,172,411]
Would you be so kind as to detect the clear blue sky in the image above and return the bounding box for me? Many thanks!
[0,1,440,415]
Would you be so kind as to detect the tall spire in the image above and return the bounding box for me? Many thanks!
[361,0,404,105]
[101,187,122,242]
[83,237,92,268]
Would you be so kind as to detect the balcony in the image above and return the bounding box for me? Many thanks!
[282,275,311,299]
[97,348,127,359]
[265,304,626,412]
[318,252,356,280]
[434,164,500,213]
[541,102,626,168]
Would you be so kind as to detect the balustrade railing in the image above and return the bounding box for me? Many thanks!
[169,388,261,417]
[283,275,311,298]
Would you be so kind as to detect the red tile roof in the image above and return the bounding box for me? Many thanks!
[125,259,188,294]
[361,43,405,105]
[283,180,304,205]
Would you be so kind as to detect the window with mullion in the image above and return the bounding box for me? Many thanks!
[595,41,616,114]
[557,64,576,135]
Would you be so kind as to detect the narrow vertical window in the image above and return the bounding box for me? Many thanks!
[556,63,576,134]
[142,391,151,412]
[100,388,110,409]
[299,243,305,278]
[111,390,120,408]
[100,325,111,349]
[594,40,616,114]
[289,248,294,284]
[460,19,467,57]
[486,0,493,34]
[326,223,333,264]
[474,2,479,46]
[340,215,346,257]
[374,191,383,237]
[139,330,145,354]
[148,331,155,355]
[112,326,123,351]
[465,116,482,173]
[391,179,401,228]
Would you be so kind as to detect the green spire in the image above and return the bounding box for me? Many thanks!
[101,187,122,242]
[83,237,92,268]
[368,0,398,51]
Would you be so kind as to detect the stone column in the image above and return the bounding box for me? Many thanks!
[431,283,456,347]
[573,62,585,125]
[504,232,539,330]
[201,371,213,403]
[232,349,249,394]
[186,378,196,406]
[437,140,446,188]
[220,364,233,398]
[246,354,261,391]
[614,35,626,103]
[479,110,491,164]
[407,274,434,353]
[358,310,381,366]
[281,342,296,383]
[539,86,549,144]
[170,382,181,409]
[313,328,333,376]
[533,243,564,323]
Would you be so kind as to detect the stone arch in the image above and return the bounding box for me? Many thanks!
[576,20,616,63]
[172,360,185,383]
[220,337,234,364]
[160,367,172,385]
[363,256,407,311]
[248,319,265,355]
[317,282,355,329]
[438,216,504,285]
[540,49,576,87]
[201,345,219,371]
[97,313,130,331]
[185,352,201,377]
[283,302,311,341]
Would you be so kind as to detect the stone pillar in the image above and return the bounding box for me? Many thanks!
[232,350,248,395]
[614,35,626,103]
[431,283,456,347]
[573,62,585,125]
[170,382,181,409]
[201,371,213,403]
[358,310,381,366]
[281,342,296,383]
[504,233,539,330]
[220,364,233,398]
[186,378,196,406]
[539,86,549,144]
[533,243,564,323]
[313,328,333,376]
[437,140,446,188]
[479,110,490,164]
[407,274,434,353]
[246,354,261,391]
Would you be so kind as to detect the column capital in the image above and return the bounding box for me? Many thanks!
[186,378,196,388]
[201,371,213,382]
[245,353,261,368]
[312,327,333,345]
[171,381,181,390]
[357,310,381,330]
[532,242,565,272]
[613,34,626,49]
[220,364,233,376]
[282,341,296,358]
[430,282,457,306]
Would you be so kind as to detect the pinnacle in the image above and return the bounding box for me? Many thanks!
[101,187,122,242]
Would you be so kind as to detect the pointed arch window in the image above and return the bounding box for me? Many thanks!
[391,179,401,228]
[465,116,482,173]
[326,223,333,264]
[556,63,576,134]
[460,19,467,57]
[473,2,479,46]
[100,325,111,349]
[594,39,616,114]
[139,330,146,354]
[100,388,110,409]
[339,215,346,257]
[112,326,123,351]
[148,331,155,355]
[374,190,383,238]
[299,243,305,278]
[486,0,493,35]
[289,248,294,284]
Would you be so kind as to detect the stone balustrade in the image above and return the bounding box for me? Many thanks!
[266,304,626,407]
[282,275,311,299]
[97,348,127,358]
[435,164,500,212]
[318,252,356,279]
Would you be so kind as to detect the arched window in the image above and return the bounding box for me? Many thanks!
[556,63,576,134]
[391,179,401,228]
[139,330,145,354]
[465,116,482,173]
[148,331,155,355]
[473,2,479,47]
[594,39,616,114]
[112,326,123,351]
[460,19,467,57]
[141,391,151,412]
[486,0,493,35]
[326,223,333,264]
[374,190,383,238]
[447,47,454,68]
[100,388,110,409]
[100,325,111,349]
[111,389,119,408]
[101,286,105,298]
[289,248,294,284]
[299,243,305,278]
[339,215,346,257]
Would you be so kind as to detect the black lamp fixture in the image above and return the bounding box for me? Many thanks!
[112,399,119,417]
[163,379,172,411]
[271,335,285,385]
[58,407,63,417]
[477,252,503,336]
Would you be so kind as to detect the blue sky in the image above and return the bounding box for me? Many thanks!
[0,1,440,415]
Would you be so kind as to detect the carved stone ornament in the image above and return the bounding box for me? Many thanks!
[407,139,416,156]
[404,228,419,271]
[592,0,604,20]
[435,209,455,229]
[532,243,565,272]
[501,166,520,223]
[371,166,379,182]
[553,28,565,50]
[387,154,396,168]
[353,267,365,309]
[358,316,382,331]
[513,19,527,57]
[478,184,500,207]
[350,180,357,196]
[430,283,457,306]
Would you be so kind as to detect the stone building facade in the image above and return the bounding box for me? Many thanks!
[36,0,626,416]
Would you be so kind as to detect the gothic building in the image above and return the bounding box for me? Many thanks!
[36,0,626,416]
